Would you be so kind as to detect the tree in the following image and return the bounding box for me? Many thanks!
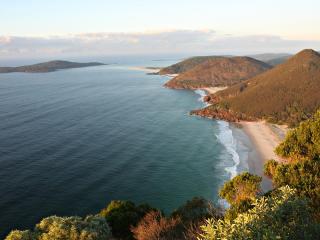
[199,186,320,240]
[131,211,183,240]
[268,111,320,217]
[275,110,320,161]
[219,172,262,205]
[100,200,155,239]
[263,159,279,178]
[5,215,112,240]
[171,197,221,225]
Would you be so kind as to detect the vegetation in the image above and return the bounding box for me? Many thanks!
[159,56,222,75]
[5,215,112,240]
[263,159,279,178]
[100,200,155,239]
[199,186,320,240]
[0,60,105,73]
[219,172,262,205]
[275,110,320,161]
[165,57,271,89]
[171,197,220,224]
[264,111,320,217]
[131,211,183,240]
[198,49,320,126]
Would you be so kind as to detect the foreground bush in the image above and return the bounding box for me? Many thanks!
[275,110,320,161]
[219,172,262,205]
[5,215,112,240]
[100,200,155,239]
[131,211,183,240]
[171,197,221,225]
[199,186,320,240]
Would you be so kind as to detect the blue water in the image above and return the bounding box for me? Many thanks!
[0,59,242,236]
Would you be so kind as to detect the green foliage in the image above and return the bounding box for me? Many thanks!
[219,172,262,205]
[224,199,253,221]
[199,186,320,240]
[275,110,320,161]
[267,111,320,216]
[171,197,221,225]
[100,200,155,239]
[263,159,279,178]
[5,215,112,240]
[271,159,320,213]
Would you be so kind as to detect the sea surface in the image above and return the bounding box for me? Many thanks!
[0,57,250,236]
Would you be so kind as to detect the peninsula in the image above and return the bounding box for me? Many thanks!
[0,60,105,73]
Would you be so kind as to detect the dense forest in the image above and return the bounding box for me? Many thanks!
[6,111,320,239]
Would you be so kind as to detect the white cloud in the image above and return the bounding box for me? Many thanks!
[0,30,319,59]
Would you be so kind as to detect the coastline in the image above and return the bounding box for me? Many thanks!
[238,121,287,191]
[139,65,281,191]
[202,87,228,94]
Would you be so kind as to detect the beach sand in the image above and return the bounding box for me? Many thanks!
[128,66,161,73]
[202,87,228,94]
[239,121,288,191]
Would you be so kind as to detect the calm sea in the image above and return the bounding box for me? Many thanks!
[0,57,249,236]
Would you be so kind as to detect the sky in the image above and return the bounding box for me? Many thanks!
[0,0,320,58]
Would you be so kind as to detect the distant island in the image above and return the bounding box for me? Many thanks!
[0,60,106,73]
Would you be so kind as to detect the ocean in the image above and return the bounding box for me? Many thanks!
[0,57,250,236]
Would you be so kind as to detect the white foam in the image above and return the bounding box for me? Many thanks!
[215,120,240,179]
[194,89,209,106]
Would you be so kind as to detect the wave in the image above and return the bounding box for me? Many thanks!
[215,120,240,179]
[194,89,209,106]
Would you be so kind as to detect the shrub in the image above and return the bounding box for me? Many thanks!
[275,110,320,161]
[219,172,262,205]
[263,159,279,178]
[171,197,221,225]
[131,211,183,240]
[100,200,155,239]
[224,199,253,221]
[199,186,320,240]
[5,215,112,240]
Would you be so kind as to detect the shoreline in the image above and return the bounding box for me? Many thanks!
[238,121,287,191]
[202,87,228,95]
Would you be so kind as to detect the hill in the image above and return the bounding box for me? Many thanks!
[0,60,105,73]
[164,57,272,89]
[193,49,320,126]
[250,53,292,66]
[158,56,224,75]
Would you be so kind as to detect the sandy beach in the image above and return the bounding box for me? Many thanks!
[239,121,288,191]
[128,66,162,73]
[202,87,228,94]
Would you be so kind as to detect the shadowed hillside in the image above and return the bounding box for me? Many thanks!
[193,49,320,126]
[164,57,271,89]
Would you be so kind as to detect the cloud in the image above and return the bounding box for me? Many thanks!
[0,30,319,58]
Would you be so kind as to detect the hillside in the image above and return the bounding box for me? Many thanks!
[250,53,292,66]
[0,60,105,73]
[164,57,272,89]
[158,56,224,75]
[194,49,320,126]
